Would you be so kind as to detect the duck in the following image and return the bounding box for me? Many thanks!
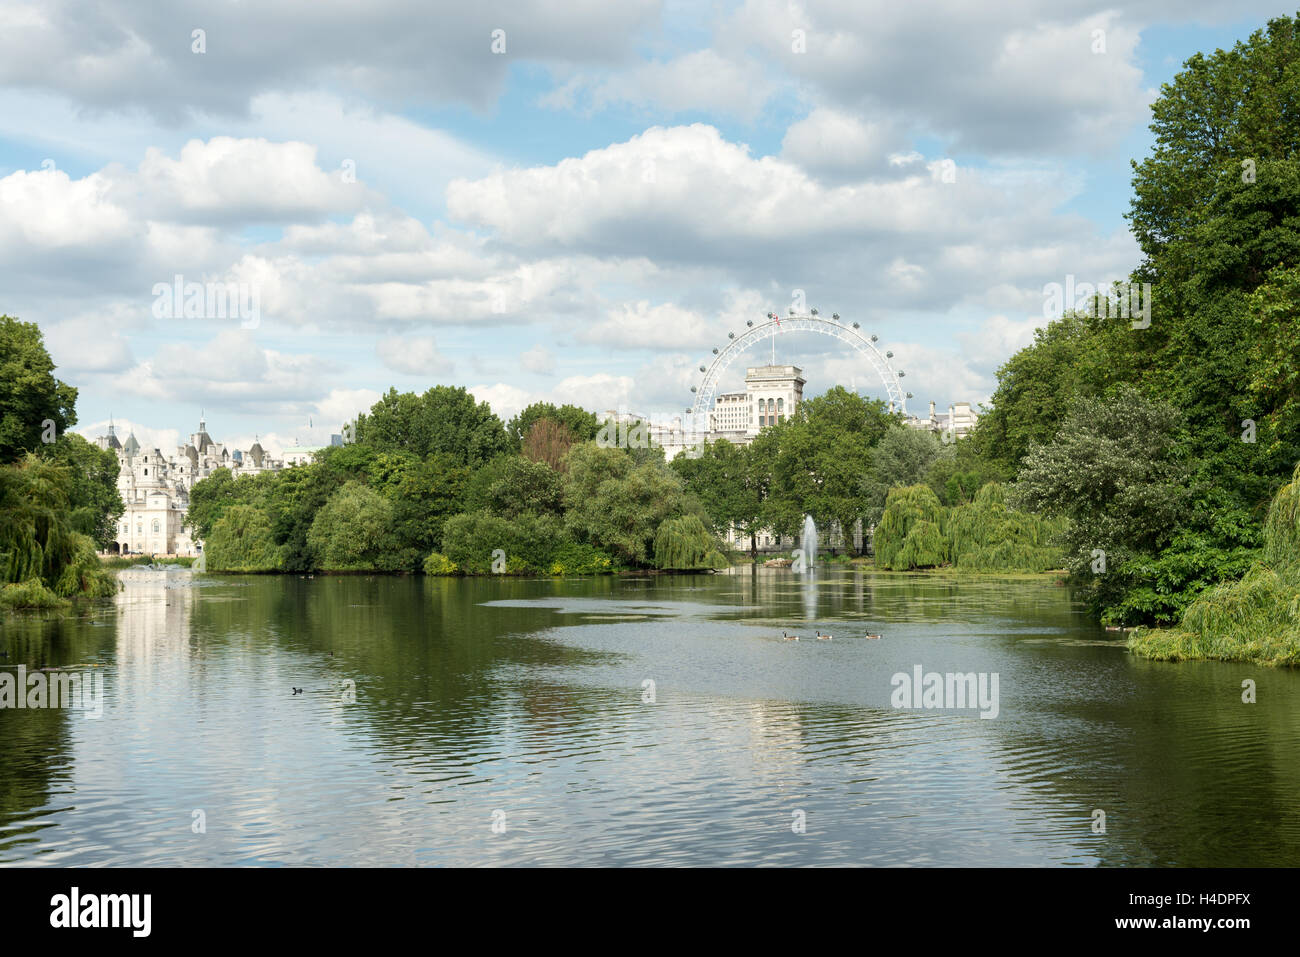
[781,631,799,642]
[864,634,882,640]
[292,687,304,695]
[815,631,832,640]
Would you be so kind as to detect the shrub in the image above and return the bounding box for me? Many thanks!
[422,552,458,576]
[549,542,615,576]
[1,578,66,609]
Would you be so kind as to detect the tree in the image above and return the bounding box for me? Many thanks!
[351,386,510,467]
[873,484,949,570]
[0,454,116,598]
[653,515,727,570]
[440,510,567,573]
[1012,386,1192,622]
[507,402,599,447]
[306,481,394,570]
[521,418,577,471]
[204,504,282,572]
[0,316,78,463]
[862,427,943,523]
[40,432,123,549]
[367,451,469,571]
[754,387,891,551]
[462,454,564,518]
[669,438,763,555]
[563,443,695,564]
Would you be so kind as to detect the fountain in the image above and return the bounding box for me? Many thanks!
[801,514,818,571]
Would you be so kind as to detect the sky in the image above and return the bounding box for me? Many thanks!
[0,0,1289,457]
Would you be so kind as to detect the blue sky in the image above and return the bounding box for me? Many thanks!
[0,1,1289,456]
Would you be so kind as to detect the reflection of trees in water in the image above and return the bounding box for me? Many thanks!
[187,575,622,758]
[0,602,119,858]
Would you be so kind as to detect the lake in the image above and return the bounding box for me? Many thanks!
[2,566,1299,866]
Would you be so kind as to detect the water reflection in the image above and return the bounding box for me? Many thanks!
[1,567,1298,866]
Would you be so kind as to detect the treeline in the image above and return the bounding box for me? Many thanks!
[947,17,1300,633]
[189,387,726,574]
[191,381,1045,577]
[0,316,122,608]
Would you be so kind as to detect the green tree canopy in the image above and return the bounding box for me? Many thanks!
[0,316,78,463]
[306,481,394,570]
[351,386,510,467]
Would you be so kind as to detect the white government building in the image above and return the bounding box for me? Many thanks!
[95,416,342,556]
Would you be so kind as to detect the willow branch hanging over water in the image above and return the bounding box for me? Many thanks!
[0,455,117,608]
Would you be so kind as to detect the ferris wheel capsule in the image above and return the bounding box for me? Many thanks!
[871,334,878,342]
[832,313,840,321]
[886,350,893,358]
[852,322,859,329]
[712,348,719,354]
[690,386,697,392]
[699,365,706,372]
[746,320,753,326]
[728,332,735,338]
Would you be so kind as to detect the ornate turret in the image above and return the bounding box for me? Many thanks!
[248,437,265,468]
[122,431,140,457]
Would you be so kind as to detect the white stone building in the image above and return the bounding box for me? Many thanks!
[95,417,286,556]
[903,400,981,439]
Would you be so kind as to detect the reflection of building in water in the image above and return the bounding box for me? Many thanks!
[113,571,196,682]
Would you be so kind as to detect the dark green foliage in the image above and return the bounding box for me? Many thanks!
[0,455,116,598]
[40,433,123,549]
[440,510,566,574]
[1134,462,1300,665]
[1012,386,1193,622]
[351,386,510,467]
[0,316,78,463]
[563,443,697,564]
[506,402,599,447]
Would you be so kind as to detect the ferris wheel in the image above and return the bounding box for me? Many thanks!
[688,311,910,426]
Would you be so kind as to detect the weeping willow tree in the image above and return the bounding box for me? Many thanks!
[947,483,1067,572]
[874,484,949,570]
[1131,462,1300,666]
[653,515,728,571]
[0,455,117,607]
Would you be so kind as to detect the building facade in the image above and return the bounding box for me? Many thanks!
[96,417,286,556]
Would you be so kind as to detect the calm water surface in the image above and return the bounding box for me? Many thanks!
[2,567,1299,866]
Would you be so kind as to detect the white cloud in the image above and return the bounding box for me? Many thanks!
[520,344,556,374]
[376,334,454,376]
